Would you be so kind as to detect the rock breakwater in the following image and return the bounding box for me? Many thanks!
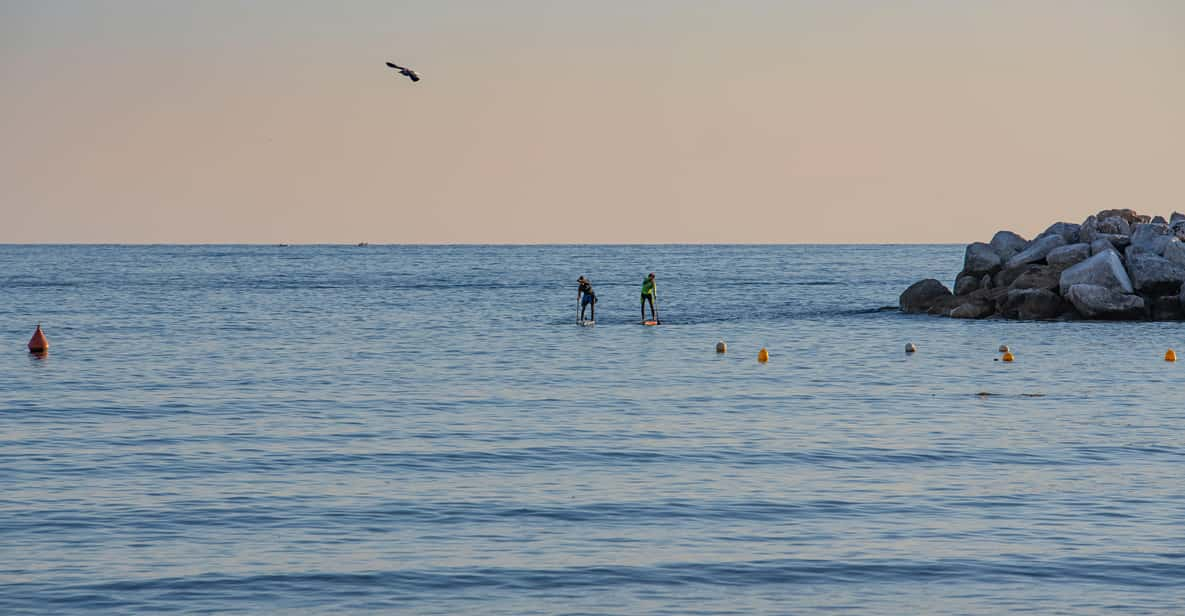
[901,209,1185,320]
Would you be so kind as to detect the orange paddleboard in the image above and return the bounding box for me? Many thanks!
[642,320,659,326]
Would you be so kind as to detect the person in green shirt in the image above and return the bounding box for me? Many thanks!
[640,272,658,323]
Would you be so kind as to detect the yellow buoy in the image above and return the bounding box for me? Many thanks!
[1166,349,1176,362]
[1002,351,1014,362]
[716,341,727,353]
[998,344,1010,353]
[757,348,769,363]
[905,342,917,353]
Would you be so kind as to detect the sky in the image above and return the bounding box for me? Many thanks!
[2,1,1183,243]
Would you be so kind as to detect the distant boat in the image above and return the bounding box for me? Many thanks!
[357,242,369,247]
[276,243,290,247]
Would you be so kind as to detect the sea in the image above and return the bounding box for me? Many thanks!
[2,244,1184,615]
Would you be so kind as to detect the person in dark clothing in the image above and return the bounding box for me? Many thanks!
[577,276,597,322]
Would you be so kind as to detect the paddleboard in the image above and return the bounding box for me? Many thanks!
[642,320,659,326]
[579,320,596,326]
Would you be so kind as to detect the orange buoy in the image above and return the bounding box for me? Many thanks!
[1001,351,1014,362]
[757,348,769,363]
[27,324,48,353]
[1166,349,1177,362]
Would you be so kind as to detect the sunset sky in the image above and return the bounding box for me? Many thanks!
[3,1,1183,243]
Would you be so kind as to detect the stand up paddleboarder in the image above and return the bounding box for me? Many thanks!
[640,272,659,324]
[577,276,597,323]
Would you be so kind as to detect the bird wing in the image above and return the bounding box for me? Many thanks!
[386,62,404,70]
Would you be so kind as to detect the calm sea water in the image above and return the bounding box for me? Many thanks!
[2,245,1184,615]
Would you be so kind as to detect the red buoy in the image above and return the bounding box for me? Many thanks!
[27,324,48,353]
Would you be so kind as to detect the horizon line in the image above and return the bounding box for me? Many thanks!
[0,241,970,247]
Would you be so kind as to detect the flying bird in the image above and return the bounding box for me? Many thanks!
[385,62,420,82]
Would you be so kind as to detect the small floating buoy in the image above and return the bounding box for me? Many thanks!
[905,342,917,353]
[999,344,1010,353]
[715,341,727,353]
[757,348,769,363]
[1002,351,1014,362]
[27,324,48,353]
[1166,349,1177,362]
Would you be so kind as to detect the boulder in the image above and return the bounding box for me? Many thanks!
[968,286,1009,304]
[1005,234,1067,269]
[1065,284,1146,320]
[1153,215,1168,225]
[1010,265,1063,292]
[900,279,953,314]
[1097,216,1131,236]
[1129,223,1174,256]
[1094,233,1131,252]
[1150,295,1184,321]
[1126,252,1185,295]
[1163,239,1185,268]
[995,263,1038,288]
[1058,250,1133,296]
[1090,238,1117,257]
[954,274,980,296]
[963,242,1002,275]
[1041,222,1081,244]
[1079,216,1098,243]
[1000,289,1066,321]
[1097,208,1142,225]
[995,263,1033,288]
[926,294,964,316]
[980,274,993,290]
[989,231,1028,261]
[949,300,995,319]
[1046,243,1091,268]
[1171,211,1185,225]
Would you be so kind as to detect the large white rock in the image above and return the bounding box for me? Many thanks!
[1066,284,1145,320]
[1058,250,1133,296]
[1046,243,1091,268]
[1006,234,1066,269]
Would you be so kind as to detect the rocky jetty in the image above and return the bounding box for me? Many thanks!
[900,209,1185,320]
